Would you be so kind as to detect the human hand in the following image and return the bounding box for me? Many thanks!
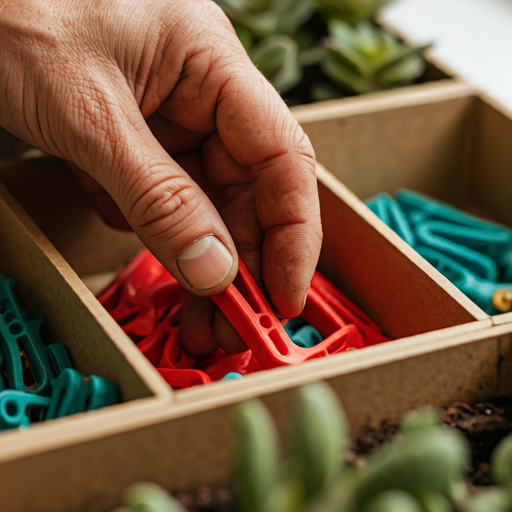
[0,0,323,355]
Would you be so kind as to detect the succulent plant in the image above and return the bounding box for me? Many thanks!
[214,0,315,39]
[114,386,476,512]
[249,35,302,93]
[315,0,395,25]
[322,21,429,94]
[235,384,470,512]
[117,482,187,512]
[464,434,512,511]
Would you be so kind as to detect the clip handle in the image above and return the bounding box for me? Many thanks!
[212,261,363,370]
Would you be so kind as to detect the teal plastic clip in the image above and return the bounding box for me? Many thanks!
[416,246,512,314]
[0,280,54,396]
[222,372,242,380]
[365,192,416,246]
[47,343,73,376]
[75,374,118,412]
[46,369,118,420]
[0,279,76,397]
[395,189,508,231]
[0,390,50,430]
[415,222,500,281]
[284,317,323,349]
[45,368,83,419]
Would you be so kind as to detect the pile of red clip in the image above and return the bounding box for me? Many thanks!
[97,249,388,389]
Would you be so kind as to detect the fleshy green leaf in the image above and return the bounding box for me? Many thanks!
[491,433,512,487]
[401,405,442,433]
[124,483,187,512]
[377,57,424,87]
[315,0,395,25]
[234,399,282,512]
[250,35,302,92]
[363,490,423,512]
[321,22,429,93]
[465,487,512,512]
[287,382,349,501]
[353,426,470,507]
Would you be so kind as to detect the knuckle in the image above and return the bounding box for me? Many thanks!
[129,174,201,239]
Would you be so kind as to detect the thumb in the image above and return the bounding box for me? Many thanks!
[75,98,238,296]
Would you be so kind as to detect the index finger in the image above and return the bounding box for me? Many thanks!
[216,67,323,318]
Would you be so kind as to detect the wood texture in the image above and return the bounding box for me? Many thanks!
[0,321,508,512]
[0,158,143,276]
[0,83,511,511]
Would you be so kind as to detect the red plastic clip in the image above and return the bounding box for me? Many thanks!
[198,350,258,381]
[157,368,212,389]
[212,261,363,370]
[119,280,186,340]
[156,325,195,370]
[309,273,388,346]
[97,249,170,315]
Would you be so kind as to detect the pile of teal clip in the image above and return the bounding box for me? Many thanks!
[284,317,323,348]
[365,189,512,315]
[0,278,118,431]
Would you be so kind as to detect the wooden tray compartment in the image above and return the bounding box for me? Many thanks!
[0,144,497,510]
[0,182,170,493]
[292,81,512,323]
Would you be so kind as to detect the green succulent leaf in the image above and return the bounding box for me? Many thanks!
[235,24,255,53]
[362,489,423,512]
[377,56,424,87]
[302,472,358,512]
[234,399,282,512]
[464,487,512,512]
[315,0,395,25]
[310,83,341,102]
[401,406,442,433]
[299,44,327,66]
[415,490,453,512]
[491,433,512,487]
[250,35,302,93]
[124,483,187,512]
[215,0,314,37]
[287,382,349,501]
[321,21,429,94]
[353,426,470,507]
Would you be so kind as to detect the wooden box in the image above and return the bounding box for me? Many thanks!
[293,80,512,322]
[0,80,508,511]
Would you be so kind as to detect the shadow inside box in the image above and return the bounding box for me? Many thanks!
[0,155,487,394]
[93,247,390,390]
[293,86,512,319]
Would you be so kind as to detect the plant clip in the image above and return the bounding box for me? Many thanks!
[157,368,212,389]
[46,368,118,420]
[212,260,366,370]
[0,280,60,396]
[0,390,50,430]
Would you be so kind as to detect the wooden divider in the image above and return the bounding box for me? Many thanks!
[0,79,508,511]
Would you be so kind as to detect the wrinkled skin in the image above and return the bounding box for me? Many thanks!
[0,0,322,355]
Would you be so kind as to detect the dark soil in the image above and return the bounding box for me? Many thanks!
[175,486,236,512]
[443,398,512,488]
[348,397,512,489]
[174,398,512,511]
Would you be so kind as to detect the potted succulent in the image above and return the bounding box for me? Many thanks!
[213,0,434,105]
[111,382,512,512]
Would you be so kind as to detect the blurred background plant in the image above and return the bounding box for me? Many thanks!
[113,382,512,512]
[213,0,431,104]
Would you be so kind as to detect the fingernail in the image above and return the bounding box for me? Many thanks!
[177,235,233,290]
[301,293,308,312]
